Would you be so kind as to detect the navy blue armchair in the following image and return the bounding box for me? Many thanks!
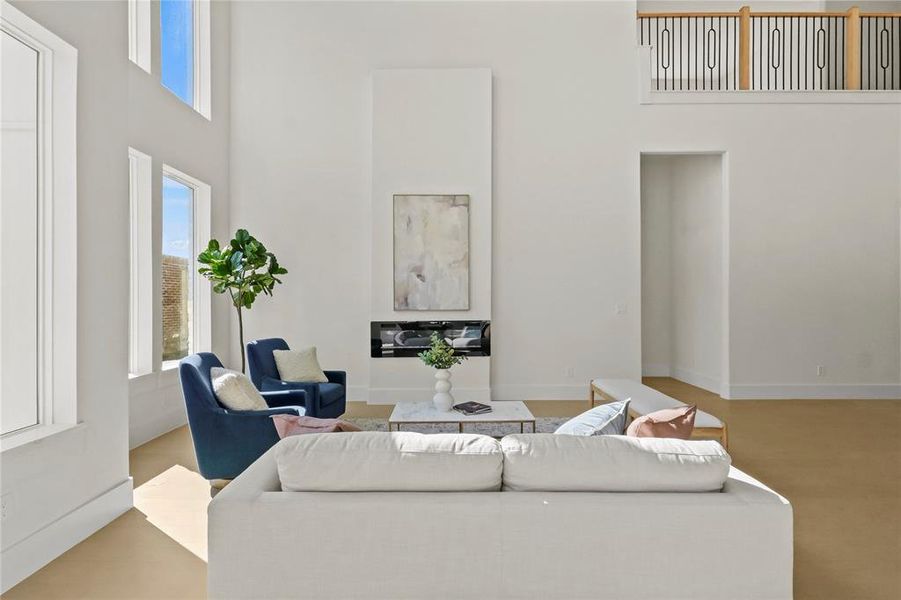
[246,338,347,419]
[179,352,306,481]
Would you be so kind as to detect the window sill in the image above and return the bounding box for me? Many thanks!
[0,422,84,453]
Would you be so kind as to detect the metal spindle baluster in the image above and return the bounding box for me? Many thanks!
[804,18,809,90]
[788,16,793,89]
[718,16,722,90]
[781,17,785,90]
[862,16,866,89]
[840,15,845,89]
[671,17,676,90]
[656,18,660,90]
[723,17,732,90]
[835,16,839,89]
[880,18,888,89]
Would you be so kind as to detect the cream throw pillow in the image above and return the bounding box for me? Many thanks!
[273,347,328,383]
[210,367,268,411]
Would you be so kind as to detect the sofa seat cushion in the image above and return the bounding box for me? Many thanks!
[276,431,503,492]
[501,434,730,492]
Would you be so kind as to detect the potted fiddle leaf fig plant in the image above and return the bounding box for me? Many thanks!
[418,332,467,411]
[197,229,288,373]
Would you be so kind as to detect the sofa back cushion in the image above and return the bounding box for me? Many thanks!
[501,434,730,492]
[276,431,503,492]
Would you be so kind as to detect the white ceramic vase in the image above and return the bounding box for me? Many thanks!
[433,369,454,412]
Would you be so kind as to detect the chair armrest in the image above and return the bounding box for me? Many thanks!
[324,370,346,387]
[226,405,304,417]
[260,377,321,413]
[260,376,312,393]
[259,389,309,410]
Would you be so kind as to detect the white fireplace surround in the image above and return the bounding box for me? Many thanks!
[369,68,493,404]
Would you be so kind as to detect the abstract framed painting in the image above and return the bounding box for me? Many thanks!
[393,194,470,310]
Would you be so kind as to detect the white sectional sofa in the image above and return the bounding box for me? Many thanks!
[208,432,792,600]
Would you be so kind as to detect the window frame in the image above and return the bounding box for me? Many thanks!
[1,2,78,449]
[160,164,211,370]
[127,0,151,73]
[128,147,153,377]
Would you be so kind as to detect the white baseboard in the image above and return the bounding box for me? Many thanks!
[725,383,901,400]
[0,478,133,593]
[642,364,672,377]
[671,367,722,395]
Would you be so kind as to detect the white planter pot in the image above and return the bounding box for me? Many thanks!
[433,369,454,412]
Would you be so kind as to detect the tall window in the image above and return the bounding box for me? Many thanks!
[160,0,210,118]
[161,166,211,367]
[162,175,195,362]
[129,148,152,376]
[1,4,77,444]
[160,0,193,106]
[1,29,39,435]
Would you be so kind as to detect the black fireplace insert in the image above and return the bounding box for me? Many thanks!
[371,320,490,358]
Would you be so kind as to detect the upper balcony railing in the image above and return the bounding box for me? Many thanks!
[638,6,900,91]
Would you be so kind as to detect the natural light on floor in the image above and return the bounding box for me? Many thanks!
[133,465,211,562]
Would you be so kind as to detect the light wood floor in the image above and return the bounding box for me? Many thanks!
[6,378,901,599]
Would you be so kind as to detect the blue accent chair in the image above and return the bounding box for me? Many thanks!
[246,338,347,419]
[179,352,307,481]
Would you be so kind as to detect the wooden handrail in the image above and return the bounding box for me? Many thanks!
[637,12,741,18]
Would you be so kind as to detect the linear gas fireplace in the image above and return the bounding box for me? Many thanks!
[371,320,490,358]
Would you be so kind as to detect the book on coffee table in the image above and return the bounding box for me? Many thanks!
[453,401,493,416]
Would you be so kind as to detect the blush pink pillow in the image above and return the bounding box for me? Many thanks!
[626,405,696,439]
[271,415,362,438]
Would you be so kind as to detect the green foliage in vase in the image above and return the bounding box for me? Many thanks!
[418,332,467,370]
[197,229,288,372]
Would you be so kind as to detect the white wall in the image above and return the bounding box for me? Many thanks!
[230,0,901,401]
[670,155,723,393]
[640,157,673,376]
[642,155,724,392]
[127,0,231,448]
[2,0,131,589]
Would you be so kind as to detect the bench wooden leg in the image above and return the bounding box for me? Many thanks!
[691,426,729,451]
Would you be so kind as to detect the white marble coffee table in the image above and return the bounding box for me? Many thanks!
[388,401,536,434]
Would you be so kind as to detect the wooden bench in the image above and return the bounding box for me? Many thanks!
[590,378,728,449]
